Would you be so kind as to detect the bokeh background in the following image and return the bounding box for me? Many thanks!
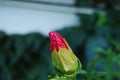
[0,0,120,80]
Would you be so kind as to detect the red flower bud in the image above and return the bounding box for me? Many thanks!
[49,31,68,52]
[48,31,82,74]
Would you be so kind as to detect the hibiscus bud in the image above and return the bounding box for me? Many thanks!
[49,31,82,74]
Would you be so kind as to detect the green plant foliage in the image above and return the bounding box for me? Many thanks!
[0,0,120,80]
[0,32,52,80]
[85,46,120,80]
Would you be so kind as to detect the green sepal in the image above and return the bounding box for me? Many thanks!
[77,58,82,71]
[51,48,79,74]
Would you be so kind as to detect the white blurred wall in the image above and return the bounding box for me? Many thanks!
[0,5,79,36]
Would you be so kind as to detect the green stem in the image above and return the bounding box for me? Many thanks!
[78,70,120,79]
[49,74,76,80]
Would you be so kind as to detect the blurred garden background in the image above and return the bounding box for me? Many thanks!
[0,0,120,80]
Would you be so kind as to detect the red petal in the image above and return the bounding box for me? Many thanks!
[49,31,68,52]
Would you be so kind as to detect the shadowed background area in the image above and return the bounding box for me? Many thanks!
[0,0,120,80]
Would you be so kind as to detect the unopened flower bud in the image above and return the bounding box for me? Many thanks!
[49,31,82,74]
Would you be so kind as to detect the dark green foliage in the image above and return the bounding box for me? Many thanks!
[0,32,54,80]
[0,0,120,80]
